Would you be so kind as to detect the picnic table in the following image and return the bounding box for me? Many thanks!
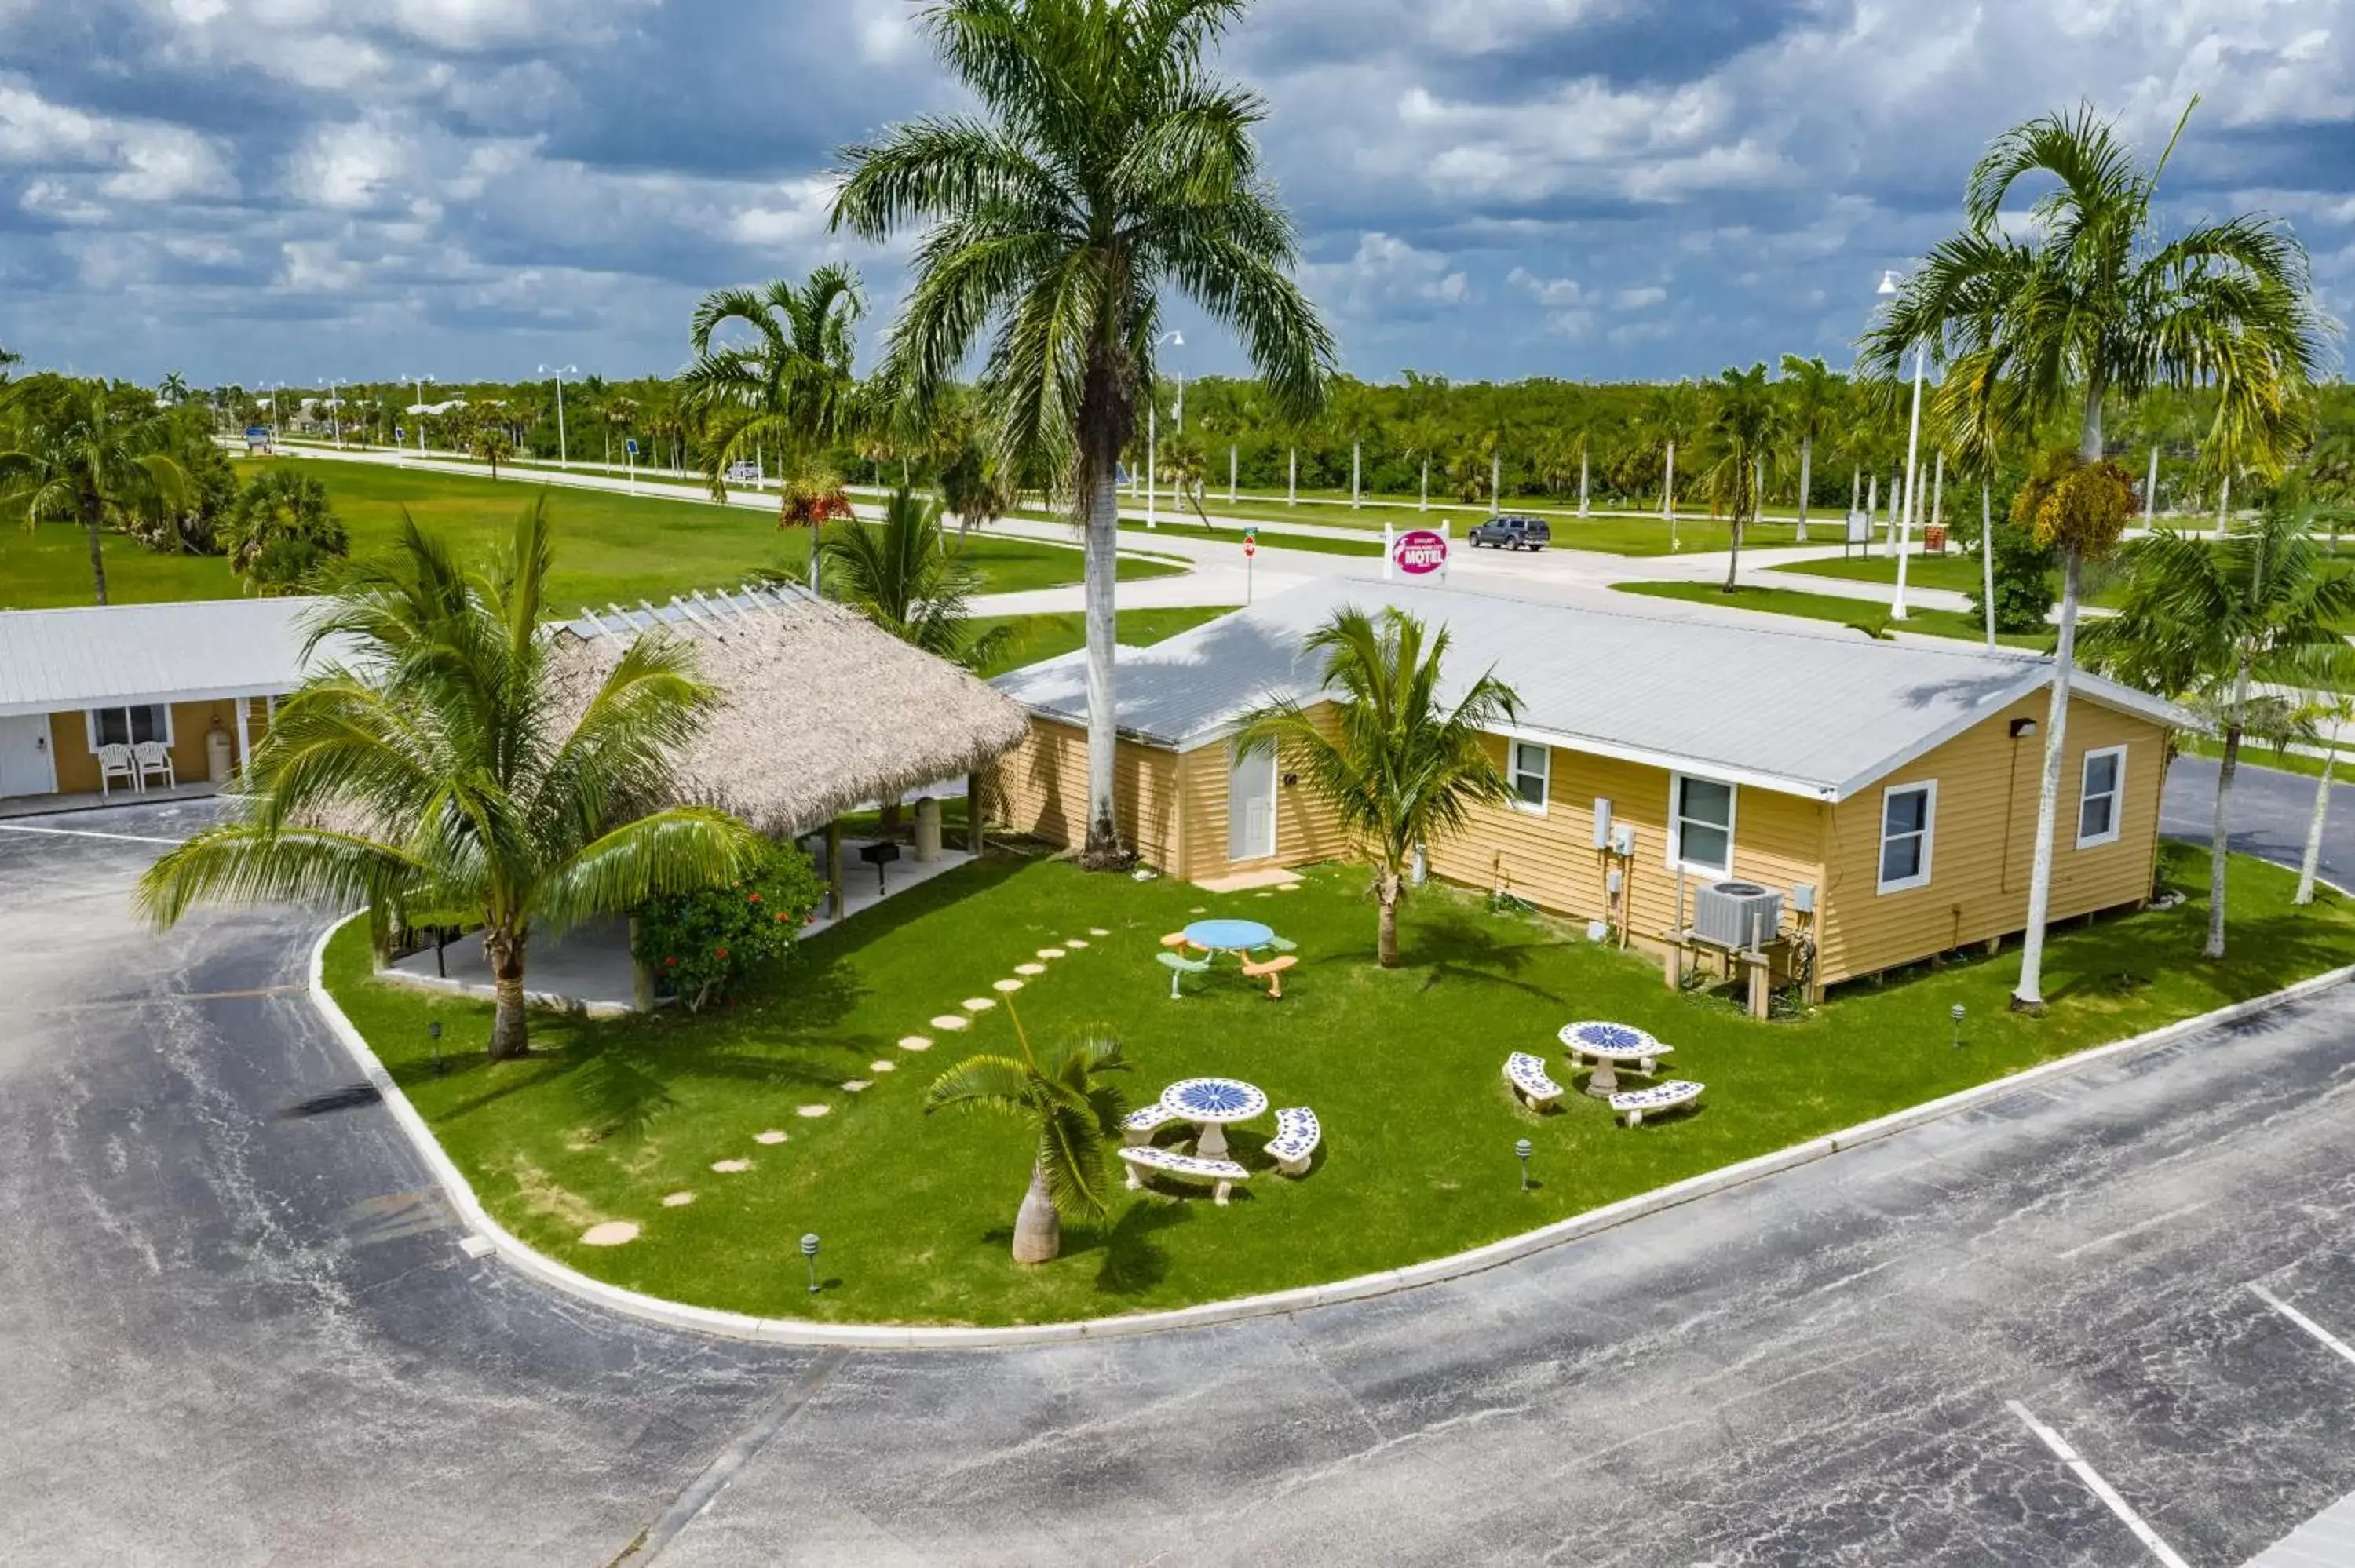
[1182,918,1276,958]
[1557,1020,1670,1099]
[1160,1076,1269,1161]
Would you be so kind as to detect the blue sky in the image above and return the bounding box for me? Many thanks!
[0,0,2347,388]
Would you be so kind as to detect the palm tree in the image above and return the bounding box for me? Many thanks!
[1638,381,1705,546]
[157,370,190,406]
[0,374,192,604]
[221,467,349,594]
[833,0,1336,869]
[1234,606,1521,968]
[2082,490,2355,957]
[1866,99,2324,1011]
[136,501,765,1060]
[1776,355,1843,541]
[470,424,515,480]
[1702,363,1781,589]
[678,265,865,505]
[2291,691,2353,906]
[923,1004,1130,1264]
[818,487,1017,670]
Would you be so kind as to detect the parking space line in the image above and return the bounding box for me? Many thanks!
[2006,1400,2191,1568]
[2251,1284,2355,1371]
[2054,1202,2211,1260]
[0,822,183,847]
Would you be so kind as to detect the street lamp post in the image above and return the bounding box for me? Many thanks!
[257,380,285,443]
[402,374,433,458]
[1879,268,1927,622]
[323,377,345,446]
[539,363,577,467]
[1146,331,1182,531]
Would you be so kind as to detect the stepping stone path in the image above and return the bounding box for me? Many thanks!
[962,997,995,1012]
[1256,892,1274,899]
[1090,928,1111,936]
[868,1059,897,1074]
[898,1035,933,1052]
[842,1079,873,1092]
[1036,948,1066,960]
[711,1158,753,1173]
[580,1221,640,1247]
[754,1130,790,1145]
[1015,963,1046,976]
[993,979,1024,994]
[1064,939,1090,949]
[797,1104,832,1118]
[660,1191,696,1208]
[929,1014,969,1030]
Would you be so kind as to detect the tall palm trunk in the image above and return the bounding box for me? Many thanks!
[1981,483,1995,650]
[2296,740,2337,905]
[1578,450,1590,517]
[1012,1161,1061,1264]
[1795,434,1813,542]
[1723,465,1749,591]
[1663,441,1676,520]
[81,491,109,605]
[1375,867,1403,968]
[485,926,531,1059]
[1081,432,1124,867]
[2205,650,2254,958]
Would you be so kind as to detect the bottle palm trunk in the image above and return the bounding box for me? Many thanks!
[485,928,531,1059]
[1375,868,1403,968]
[2296,743,2336,906]
[1012,1161,1061,1264]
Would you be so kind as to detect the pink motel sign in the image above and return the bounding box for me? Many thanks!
[1391,528,1449,575]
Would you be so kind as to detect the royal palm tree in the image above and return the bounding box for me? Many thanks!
[1703,364,1782,589]
[0,374,192,604]
[137,501,765,1060]
[1865,98,2324,1010]
[2082,490,2355,957]
[679,264,865,506]
[2291,690,2354,907]
[1776,355,1843,541]
[469,424,515,480]
[833,0,1336,869]
[924,1005,1130,1264]
[818,487,1017,670]
[157,370,190,406]
[1235,606,1521,968]
[1638,381,1706,545]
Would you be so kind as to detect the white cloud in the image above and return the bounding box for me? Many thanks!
[1613,285,1666,308]
[1304,232,1473,320]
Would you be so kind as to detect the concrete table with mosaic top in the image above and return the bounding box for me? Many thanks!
[1557,1020,1672,1099]
[1159,1076,1269,1161]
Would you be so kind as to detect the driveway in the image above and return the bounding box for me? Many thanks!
[4,770,2354,1565]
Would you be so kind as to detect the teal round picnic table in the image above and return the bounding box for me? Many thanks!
[1181,918,1275,954]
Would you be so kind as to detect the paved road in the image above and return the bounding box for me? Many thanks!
[5,772,2355,1566]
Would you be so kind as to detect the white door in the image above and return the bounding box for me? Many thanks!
[0,714,57,797]
[1227,742,1276,862]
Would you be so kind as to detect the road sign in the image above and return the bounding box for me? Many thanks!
[626,439,640,458]
[1391,527,1448,576]
[1243,538,1256,558]
[393,425,406,443]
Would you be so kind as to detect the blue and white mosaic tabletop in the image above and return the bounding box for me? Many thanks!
[1182,918,1276,953]
[1557,1020,1664,1060]
[1161,1077,1270,1123]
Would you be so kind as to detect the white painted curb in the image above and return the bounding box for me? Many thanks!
[309,916,2354,1351]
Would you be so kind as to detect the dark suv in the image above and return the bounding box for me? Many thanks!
[1469,514,1551,551]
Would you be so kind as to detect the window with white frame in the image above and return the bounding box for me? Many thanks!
[1669,774,1735,876]
[1508,740,1550,811]
[86,705,172,750]
[1877,780,1937,892]
[2078,745,2126,848]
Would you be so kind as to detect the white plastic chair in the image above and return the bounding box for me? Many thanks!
[133,739,175,791]
[95,742,138,797]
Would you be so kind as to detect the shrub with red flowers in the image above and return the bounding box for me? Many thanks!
[631,839,823,1012]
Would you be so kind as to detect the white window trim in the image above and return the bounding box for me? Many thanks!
[1507,738,1550,815]
[2076,744,2127,849]
[1875,779,1937,894]
[83,704,174,752]
[1666,771,1738,879]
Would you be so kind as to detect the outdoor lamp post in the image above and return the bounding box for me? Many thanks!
[539,363,577,466]
[1878,268,1926,622]
[800,1232,821,1293]
[1146,330,1183,530]
[1949,1003,1966,1051]
[322,377,345,446]
[402,374,433,458]
[1515,1137,1533,1191]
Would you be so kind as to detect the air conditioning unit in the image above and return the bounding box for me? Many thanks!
[1692,880,1784,950]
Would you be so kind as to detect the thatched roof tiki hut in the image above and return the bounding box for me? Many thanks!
[557,585,1030,917]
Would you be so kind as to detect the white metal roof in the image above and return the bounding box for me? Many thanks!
[0,597,334,717]
[990,579,2193,802]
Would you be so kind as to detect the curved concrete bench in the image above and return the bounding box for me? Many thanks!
[1119,1145,1250,1205]
[1120,1103,1184,1146]
[1266,1107,1321,1176]
[1610,1080,1704,1126]
[1505,1052,1563,1110]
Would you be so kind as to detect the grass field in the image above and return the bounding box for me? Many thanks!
[1143,493,1817,556]
[1614,580,2049,650]
[0,458,1183,611]
[969,604,1238,677]
[1773,551,2131,608]
[323,841,2348,1326]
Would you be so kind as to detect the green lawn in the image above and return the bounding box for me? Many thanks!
[323,841,2349,1327]
[969,604,1239,677]
[1,458,1183,611]
[1614,581,2050,650]
[1142,494,1816,556]
[1773,552,2131,608]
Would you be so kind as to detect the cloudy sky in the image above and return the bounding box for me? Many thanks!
[1,0,2348,388]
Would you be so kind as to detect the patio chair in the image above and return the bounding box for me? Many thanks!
[95,743,138,797]
[1156,949,1210,999]
[133,740,175,792]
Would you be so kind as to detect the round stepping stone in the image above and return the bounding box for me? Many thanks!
[1189,906,1207,914]
[1036,948,1066,960]
[581,1221,640,1246]
[842,1079,873,1092]
[929,1014,969,1030]
[754,1130,789,1145]
[797,1103,832,1118]
[711,1158,753,1173]
[868,1059,897,1074]
[660,1191,696,1208]
[993,978,1024,994]
[1276,884,1298,893]
[1015,963,1046,976]
[1090,927,1111,936]
[962,997,995,1012]
[1064,938,1089,949]
[1256,892,1274,899]
[897,1035,933,1052]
